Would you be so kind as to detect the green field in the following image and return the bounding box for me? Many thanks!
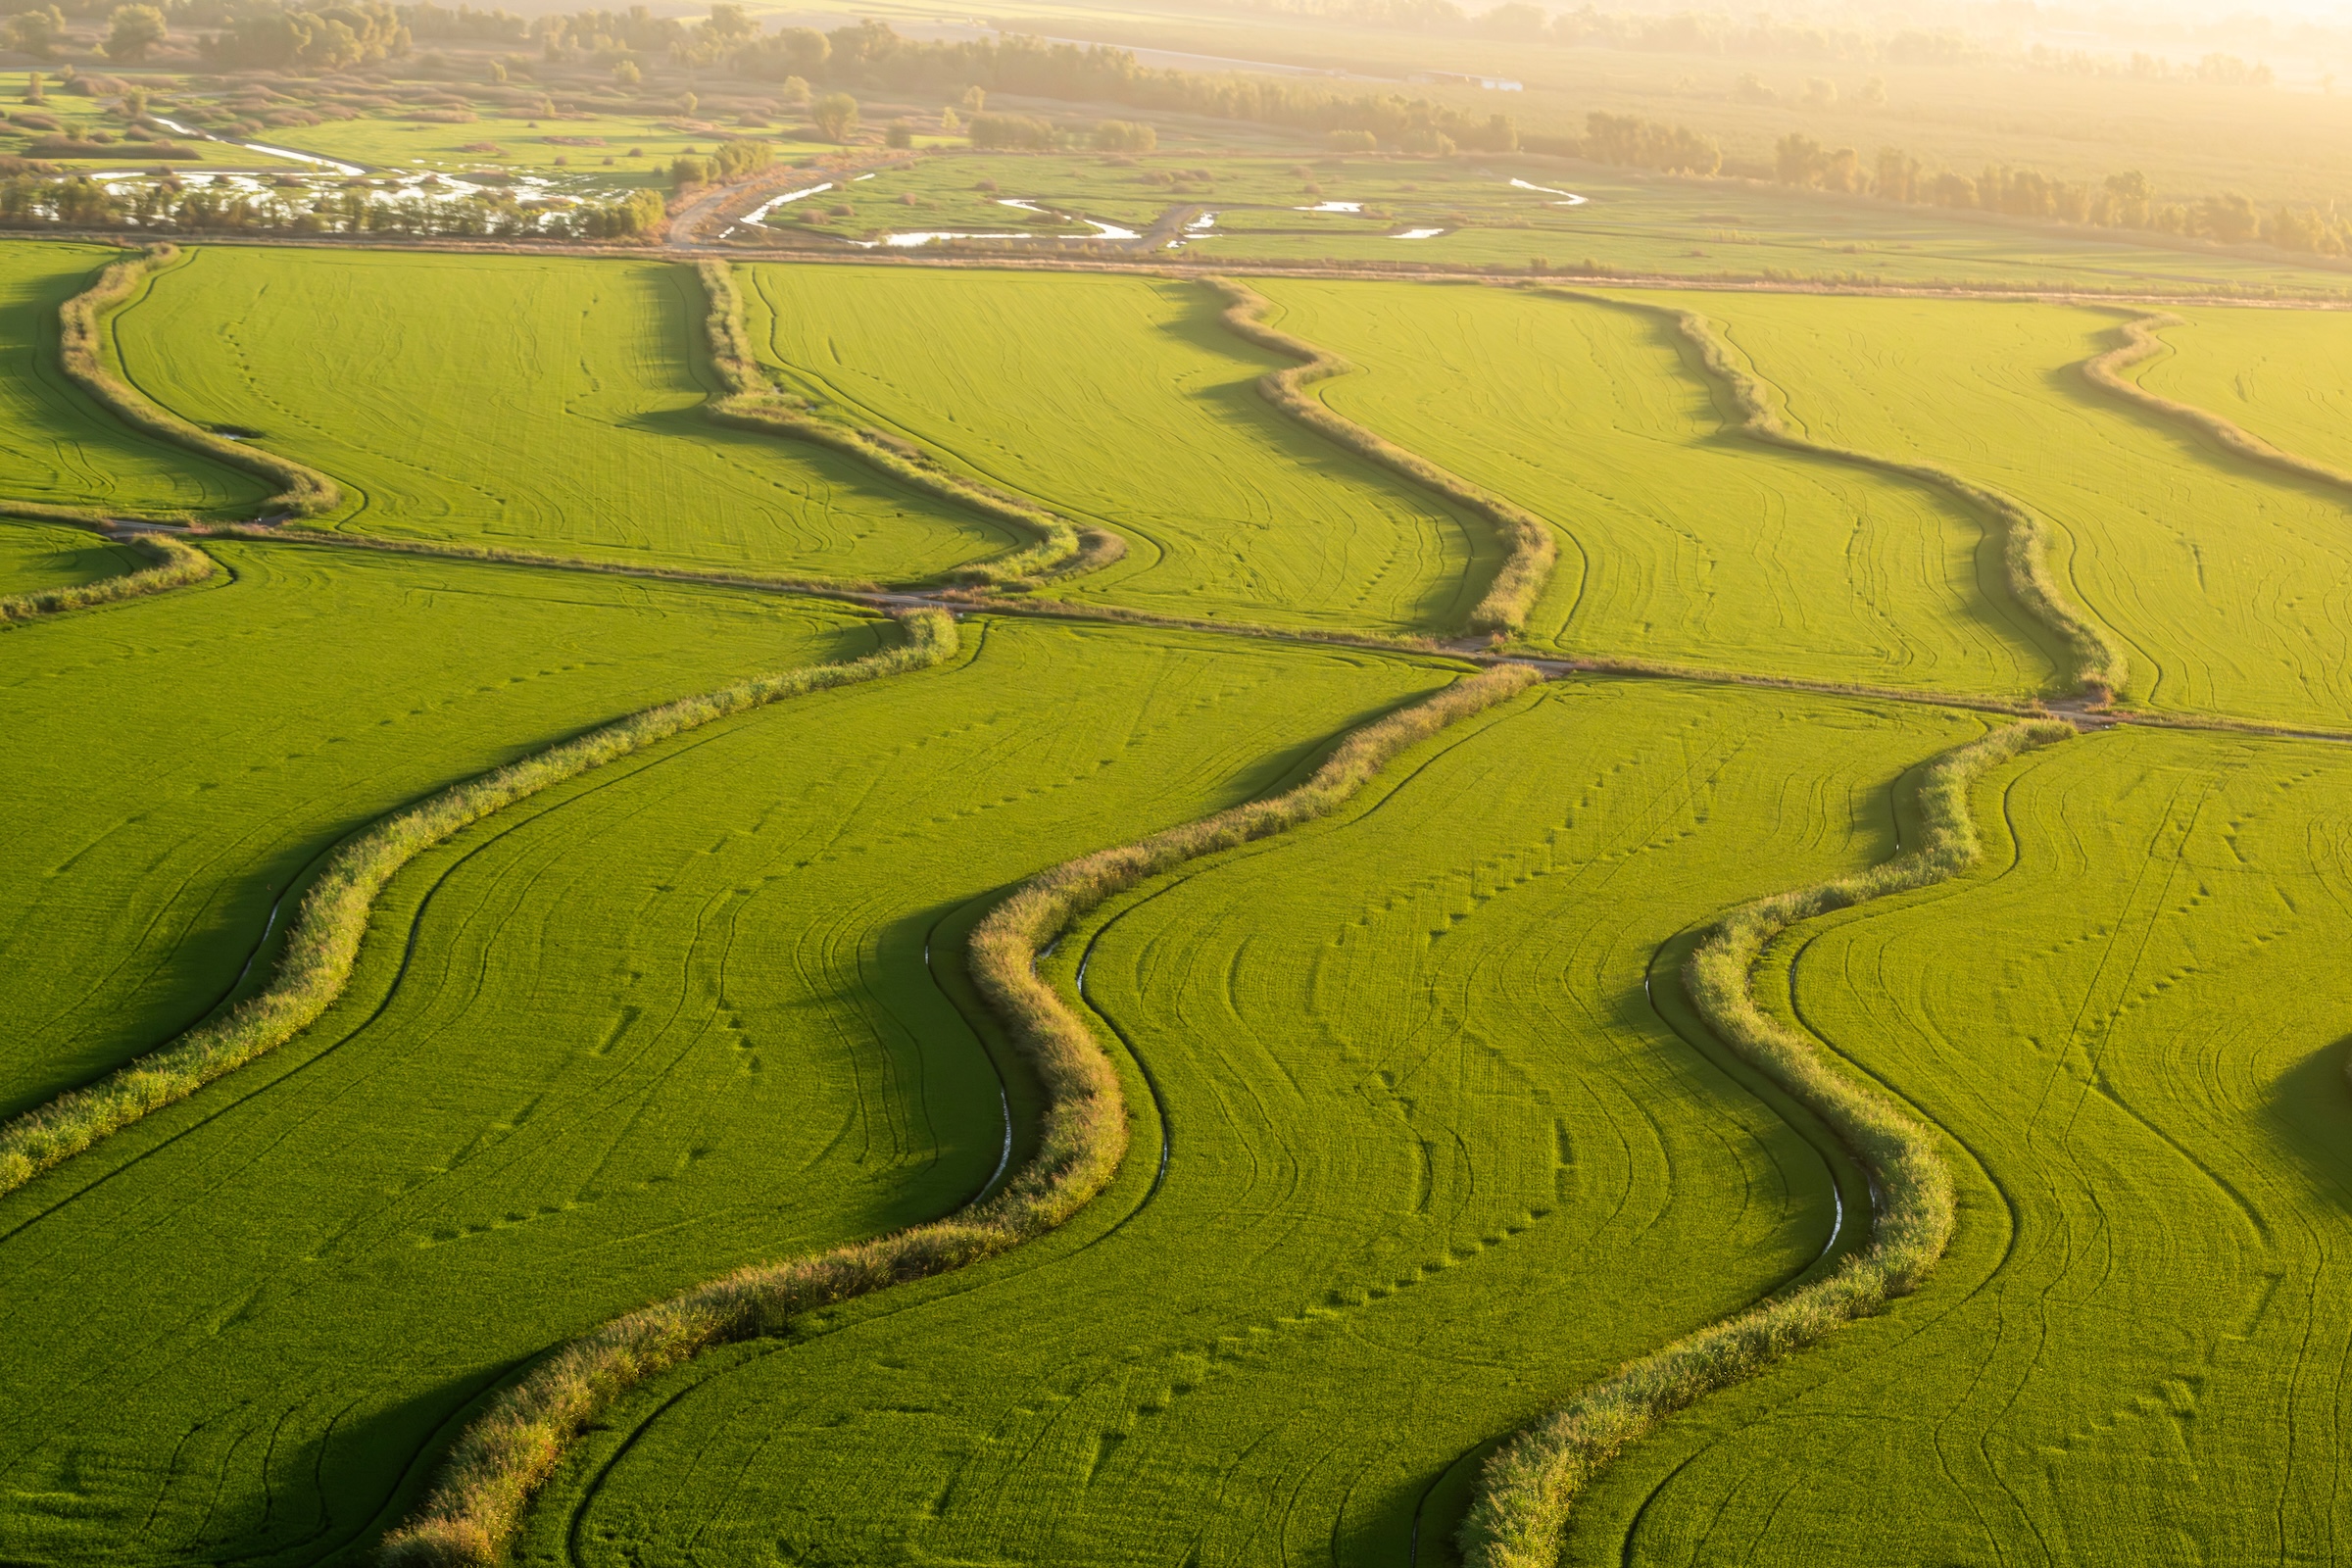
[0,515,143,593]
[743,264,1495,632]
[506,680,1980,1568]
[0,617,1454,1565]
[9,221,2352,1568]
[1642,290,2352,727]
[2133,304,2352,474]
[1564,722,2352,1564]
[1254,278,2061,692]
[0,241,268,519]
[108,247,1018,578]
[0,542,874,1119]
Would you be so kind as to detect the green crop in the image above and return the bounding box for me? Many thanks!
[739,263,1498,635]
[501,680,1981,1568]
[106,246,1020,579]
[1564,722,2352,1565]
[2127,304,2352,483]
[0,515,144,595]
[1654,290,2352,728]
[0,542,875,1121]
[0,241,265,519]
[1254,279,2062,695]
[0,617,1455,1566]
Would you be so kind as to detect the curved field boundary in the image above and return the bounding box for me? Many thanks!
[1205,276,1558,638]
[698,260,1121,585]
[1460,714,2078,1568]
[2082,311,2352,494]
[1551,289,2128,704]
[0,513,216,623]
[377,659,1545,1567]
[0,608,957,1201]
[62,245,340,519]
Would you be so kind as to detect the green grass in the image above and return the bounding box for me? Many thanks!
[0,541,878,1122]
[501,679,1981,1568]
[741,263,1497,633]
[1563,721,2352,1564]
[0,515,143,594]
[2133,304,2352,476]
[0,616,1453,1566]
[1641,290,2352,728]
[1253,278,2059,692]
[0,240,268,519]
[105,246,1019,578]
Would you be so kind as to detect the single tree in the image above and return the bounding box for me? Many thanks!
[104,4,167,63]
[4,9,66,60]
[812,90,858,141]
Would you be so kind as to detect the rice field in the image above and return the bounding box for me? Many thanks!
[510,679,1980,1568]
[2131,304,2352,475]
[1645,289,2352,728]
[740,264,1496,633]
[0,618,1453,1564]
[1251,279,2061,692]
[1564,723,2352,1564]
[0,543,873,1118]
[0,241,267,519]
[6,233,2352,1568]
[106,247,1019,579]
[0,515,143,594]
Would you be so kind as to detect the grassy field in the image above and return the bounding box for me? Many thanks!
[0,617,1455,1566]
[0,542,878,1121]
[1562,722,2352,1564]
[1641,290,2352,728]
[105,246,1019,578]
[0,515,143,594]
[497,680,1984,1568]
[742,263,1496,633]
[2132,305,2352,474]
[1253,278,2061,693]
[0,241,268,520]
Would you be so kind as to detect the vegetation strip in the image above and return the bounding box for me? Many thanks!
[0,520,215,624]
[698,260,1113,584]
[1205,276,1557,637]
[376,659,1544,1566]
[2081,311,2352,494]
[61,245,340,518]
[1553,289,2128,703]
[0,608,956,1202]
[1459,715,2078,1568]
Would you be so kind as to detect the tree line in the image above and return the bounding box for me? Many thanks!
[1777,133,2352,257]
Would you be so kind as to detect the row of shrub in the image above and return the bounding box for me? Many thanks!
[1461,715,2077,1568]
[1208,276,1556,638]
[0,608,960,1205]
[1559,289,2128,703]
[697,258,1108,584]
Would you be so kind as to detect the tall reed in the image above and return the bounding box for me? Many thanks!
[0,520,215,623]
[2082,311,2352,494]
[1549,289,2128,704]
[1459,716,2076,1568]
[59,245,341,517]
[0,610,958,1202]
[696,260,1116,583]
[1206,276,1558,637]
[379,659,1545,1567]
